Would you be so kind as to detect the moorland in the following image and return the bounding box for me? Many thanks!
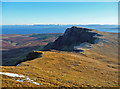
[1,26,119,88]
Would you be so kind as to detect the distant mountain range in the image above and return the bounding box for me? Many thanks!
[2,24,118,34]
[2,24,118,26]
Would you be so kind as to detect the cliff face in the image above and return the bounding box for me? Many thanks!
[43,26,102,51]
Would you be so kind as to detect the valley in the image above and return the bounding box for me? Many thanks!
[2,33,62,66]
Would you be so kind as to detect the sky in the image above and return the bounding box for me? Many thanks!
[2,2,118,25]
[2,0,120,2]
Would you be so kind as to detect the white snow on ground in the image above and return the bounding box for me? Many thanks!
[32,82,40,85]
[26,77,34,82]
[0,72,41,85]
[0,72,25,77]
[16,79,24,82]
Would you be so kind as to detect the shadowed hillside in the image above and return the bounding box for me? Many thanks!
[43,26,103,51]
[2,33,62,66]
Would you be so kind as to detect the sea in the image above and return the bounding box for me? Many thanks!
[2,25,118,34]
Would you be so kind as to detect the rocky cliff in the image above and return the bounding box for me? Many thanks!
[43,26,102,51]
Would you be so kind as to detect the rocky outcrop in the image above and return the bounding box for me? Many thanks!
[43,26,102,51]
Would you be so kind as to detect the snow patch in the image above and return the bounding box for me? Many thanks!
[0,72,25,78]
[33,82,40,85]
[16,79,24,82]
[0,72,41,85]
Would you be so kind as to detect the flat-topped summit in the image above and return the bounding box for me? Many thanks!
[43,26,102,51]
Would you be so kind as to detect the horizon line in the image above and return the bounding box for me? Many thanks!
[0,23,118,25]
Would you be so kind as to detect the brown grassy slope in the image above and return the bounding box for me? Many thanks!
[2,50,118,87]
[84,32,118,65]
[1,31,119,87]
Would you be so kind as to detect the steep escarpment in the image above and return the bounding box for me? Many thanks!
[43,26,102,51]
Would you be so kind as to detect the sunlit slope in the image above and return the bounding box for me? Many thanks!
[83,32,118,65]
[2,50,118,87]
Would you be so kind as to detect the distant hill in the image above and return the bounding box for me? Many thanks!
[43,26,103,51]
